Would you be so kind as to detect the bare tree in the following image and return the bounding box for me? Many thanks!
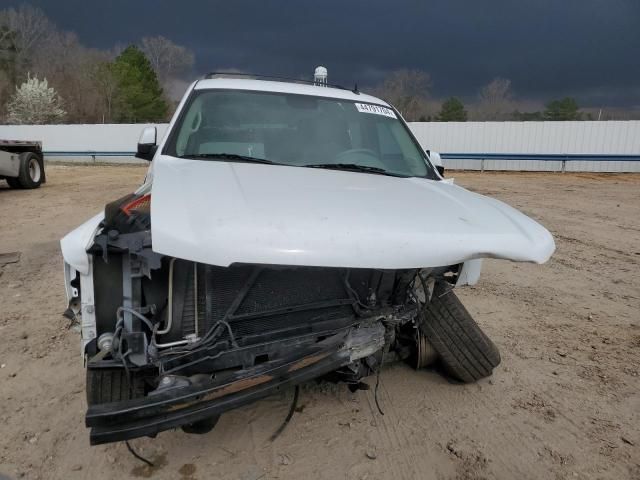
[475,77,515,121]
[0,24,12,46]
[91,61,120,122]
[0,25,16,117]
[372,69,432,121]
[0,5,54,73]
[28,30,108,122]
[0,5,56,120]
[140,36,194,85]
[0,69,11,119]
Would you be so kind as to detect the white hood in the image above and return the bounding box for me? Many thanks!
[149,155,555,269]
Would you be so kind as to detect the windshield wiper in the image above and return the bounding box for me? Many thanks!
[304,163,408,177]
[179,153,278,164]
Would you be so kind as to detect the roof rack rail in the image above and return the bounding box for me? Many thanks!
[203,71,352,92]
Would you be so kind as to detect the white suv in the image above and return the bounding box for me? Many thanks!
[61,76,555,445]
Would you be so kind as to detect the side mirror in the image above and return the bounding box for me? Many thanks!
[136,126,157,161]
[427,150,445,177]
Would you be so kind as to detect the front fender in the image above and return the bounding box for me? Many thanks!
[60,212,104,275]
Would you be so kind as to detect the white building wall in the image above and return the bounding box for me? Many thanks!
[408,121,640,155]
[408,121,640,172]
[1,121,639,171]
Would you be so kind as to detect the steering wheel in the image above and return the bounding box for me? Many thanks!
[335,148,385,168]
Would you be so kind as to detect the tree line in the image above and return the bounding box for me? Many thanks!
[433,96,583,122]
[372,71,591,122]
[0,5,193,124]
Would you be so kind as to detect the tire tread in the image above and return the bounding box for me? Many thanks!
[419,282,500,383]
[86,368,144,405]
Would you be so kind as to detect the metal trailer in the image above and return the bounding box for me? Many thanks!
[0,139,46,189]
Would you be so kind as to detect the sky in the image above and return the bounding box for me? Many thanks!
[6,0,640,107]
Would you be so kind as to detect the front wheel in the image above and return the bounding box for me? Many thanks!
[419,281,501,383]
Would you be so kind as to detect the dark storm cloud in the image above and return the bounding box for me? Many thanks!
[7,0,640,106]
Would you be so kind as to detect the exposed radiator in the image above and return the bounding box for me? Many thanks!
[165,261,368,344]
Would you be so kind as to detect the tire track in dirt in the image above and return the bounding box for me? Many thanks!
[360,385,415,479]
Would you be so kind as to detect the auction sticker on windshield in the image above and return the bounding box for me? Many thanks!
[355,103,397,118]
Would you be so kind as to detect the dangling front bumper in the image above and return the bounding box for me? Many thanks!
[86,324,385,445]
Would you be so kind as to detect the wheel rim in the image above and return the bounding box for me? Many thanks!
[28,158,41,183]
[415,331,438,368]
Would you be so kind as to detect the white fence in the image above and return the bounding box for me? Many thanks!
[1,121,639,172]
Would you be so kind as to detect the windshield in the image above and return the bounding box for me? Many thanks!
[164,89,436,178]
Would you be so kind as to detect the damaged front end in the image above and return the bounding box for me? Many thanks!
[60,80,557,447]
[63,191,459,445]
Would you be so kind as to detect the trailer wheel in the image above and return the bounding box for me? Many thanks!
[17,152,44,189]
[6,177,21,188]
[419,281,501,383]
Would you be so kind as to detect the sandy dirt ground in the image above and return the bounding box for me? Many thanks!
[0,165,638,480]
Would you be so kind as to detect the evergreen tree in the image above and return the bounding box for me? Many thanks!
[543,97,581,121]
[437,97,467,122]
[111,45,168,122]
